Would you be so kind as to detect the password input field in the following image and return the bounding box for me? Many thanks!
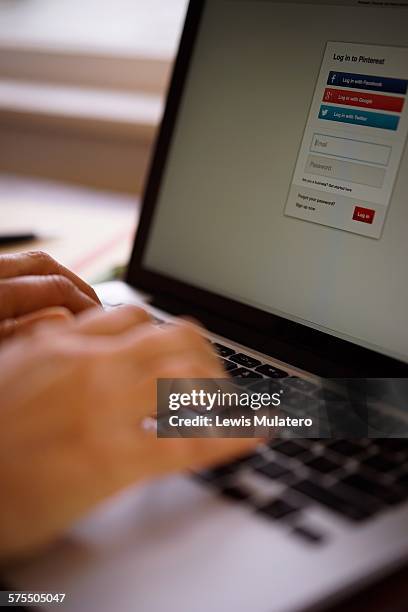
[305,154,386,188]
[310,133,391,166]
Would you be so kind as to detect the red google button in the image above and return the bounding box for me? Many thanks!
[353,206,376,224]
[323,88,404,113]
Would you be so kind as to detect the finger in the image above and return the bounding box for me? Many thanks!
[116,322,221,371]
[116,435,261,486]
[180,315,205,329]
[0,307,73,340]
[116,354,226,424]
[74,305,152,336]
[0,275,100,319]
[0,251,100,305]
[148,437,262,473]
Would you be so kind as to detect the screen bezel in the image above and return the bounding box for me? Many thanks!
[126,0,408,377]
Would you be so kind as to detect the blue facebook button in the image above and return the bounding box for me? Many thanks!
[327,71,408,95]
[319,105,400,131]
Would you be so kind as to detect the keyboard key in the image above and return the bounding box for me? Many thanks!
[328,440,364,457]
[229,353,262,369]
[255,364,289,378]
[375,439,408,454]
[197,452,263,482]
[272,441,306,457]
[257,498,302,520]
[292,480,374,521]
[201,464,240,480]
[319,388,344,403]
[213,343,236,357]
[340,473,406,505]
[221,359,239,373]
[281,389,310,409]
[221,486,250,501]
[255,461,291,479]
[291,449,316,464]
[249,379,283,393]
[329,481,384,513]
[230,368,262,379]
[226,453,263,470]
[285,377,317,393]
[292,525,325,544]
[362,454,401,473]
[397,473,408,488]
[305,456,340,474]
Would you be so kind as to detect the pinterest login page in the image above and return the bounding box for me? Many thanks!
[145,1,408,362]
[285,42,408,238]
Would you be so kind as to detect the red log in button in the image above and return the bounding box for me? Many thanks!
[323,88,404,113]
[353,206,376,224]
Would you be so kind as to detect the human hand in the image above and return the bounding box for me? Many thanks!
[0,306,257,559]
[0,251,101,340]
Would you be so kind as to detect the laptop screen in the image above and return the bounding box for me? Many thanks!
[143,0,408,364]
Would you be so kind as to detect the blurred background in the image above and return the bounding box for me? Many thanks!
[0,0,187,280]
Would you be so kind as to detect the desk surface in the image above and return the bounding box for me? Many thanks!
[0,173,138,282]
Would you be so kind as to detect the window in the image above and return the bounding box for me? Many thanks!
[0,0,188,90]
[0,1,188,192]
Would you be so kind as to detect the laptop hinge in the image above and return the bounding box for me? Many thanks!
[150,291,352,376]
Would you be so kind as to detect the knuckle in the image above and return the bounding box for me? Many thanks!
[50,274,74,295]
[49,306,73,320]
[122,304,150,321]
[173,324,201,346]
[0,318,16,340]
[136,306,152,320]
[27,250,54,266]
[0,279,9,298]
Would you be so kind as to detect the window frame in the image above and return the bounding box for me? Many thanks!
[0,43,171,94]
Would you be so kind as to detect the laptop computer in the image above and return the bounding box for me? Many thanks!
[5,0,408,610]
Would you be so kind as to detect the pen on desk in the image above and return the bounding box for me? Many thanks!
[0,233,38,246]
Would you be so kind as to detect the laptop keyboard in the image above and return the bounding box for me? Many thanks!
[101,306,408,546]
[196,342,408,546]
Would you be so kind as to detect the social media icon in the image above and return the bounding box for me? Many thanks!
[321,109,328,117]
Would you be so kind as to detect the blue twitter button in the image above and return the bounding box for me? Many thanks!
[318,104,399,131]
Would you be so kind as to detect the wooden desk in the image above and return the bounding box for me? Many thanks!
[0,173,138,282]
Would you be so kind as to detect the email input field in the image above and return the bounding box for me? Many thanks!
[310,133,391,166]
